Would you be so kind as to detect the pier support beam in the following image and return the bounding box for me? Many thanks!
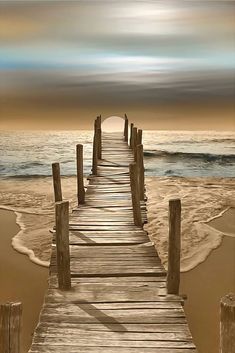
[132,127,138,161]
[167,199,181,295]
[124,114,129,142]
[220,293,235,353]
[92,119,98,175]
[137,129,143,145]
[136,144,145,201]
[55,200,71,290]
[129,123,134,149]
[52,162,62,202]
[0,302,22,353]
[76,144,85,205]
[97,115,102,159]
[129,162,142,227]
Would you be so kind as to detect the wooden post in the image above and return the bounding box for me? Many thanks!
[137,129,143,145]
[55,201,71,290]
[167,199,181,295]
[136,144,145,200]
[132,127,138,161]
[220,293,235,353]
[129,163,142,227]
[124,114,128,142]
[97,115,102,159]
[0,302,22,353]
[76,144,85,205]
[52,162,62,202]
[92,119,98,175]
[129,123,134,148]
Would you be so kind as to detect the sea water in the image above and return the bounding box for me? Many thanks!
[0,130,234,177]
[0,130,234,268]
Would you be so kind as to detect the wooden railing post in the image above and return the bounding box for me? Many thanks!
[97,115,102,159]
[137,129,143,145]
[129,123,134,149]
[136,144,145,201]
[92,119,98,175]
[124,114,128,142]
[52,162,62,202]
[55,200,71,290]
[0,302,22,353]
[76,144,85,205]
[129,162,142,227]
[220,293,235,353]
[132,127,138,161]
[167,199,181,295]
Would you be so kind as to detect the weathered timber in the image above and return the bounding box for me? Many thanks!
[124,114,129,142]
[29,128,196,353]
[167,199,181,295]
[136,144,145,201]
[130,123,134,149]
[76,144,85,204]
[97,116,102,159]
[52,162,62,202]
[92,119,98,175]
[220,293,235,353]
[129,162,142,227]
[137,129,143,145]
[132,127,138,161]
[55,201,71,290]
[0,302,22,353]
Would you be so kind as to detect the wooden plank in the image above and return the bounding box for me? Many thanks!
[28,131,196,353]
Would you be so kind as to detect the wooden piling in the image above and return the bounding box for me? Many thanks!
[129,162,142,227]
[92,120,98,175]
[52,163,62,202]
[124,114,128,142]
[55,200,71,290]
[76,144,85,205]
[129,123,134,149]
[167,199,181,295]
[97,116,102,159]
[137,129,143,145]
[220,293,235,353]
[136,144,145,201]
[132,127,138,161]
[0,302,22,353]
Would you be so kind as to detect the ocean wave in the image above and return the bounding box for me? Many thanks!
[144,150,235,163]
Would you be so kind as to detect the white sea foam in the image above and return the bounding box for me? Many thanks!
[0,176,234,271]
[145,176,235,272]
[0,176,79,268]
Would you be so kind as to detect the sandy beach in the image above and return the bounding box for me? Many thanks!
[181,208,235,353]
[0,209,48,353]
[0,176,234,353]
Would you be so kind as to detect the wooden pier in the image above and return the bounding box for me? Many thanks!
[26,117,197,353]
[0,116,200,353]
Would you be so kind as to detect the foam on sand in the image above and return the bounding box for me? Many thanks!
[0,176,234,271]
[145,176,235,272]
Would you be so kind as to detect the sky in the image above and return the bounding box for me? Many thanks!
[0,0,235,130]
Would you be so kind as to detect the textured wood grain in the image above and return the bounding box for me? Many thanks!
[29,130,196,353]
[76,144,85,204]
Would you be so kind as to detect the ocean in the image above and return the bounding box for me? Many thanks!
[0,130,235,178]
[0,130,234,269]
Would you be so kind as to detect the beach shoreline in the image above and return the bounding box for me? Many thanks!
[0,209,48,353]
[0,175,234,353]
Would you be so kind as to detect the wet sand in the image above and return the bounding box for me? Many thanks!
[0,209,48,353]
[181,207,235,353]
[0,205,234,353]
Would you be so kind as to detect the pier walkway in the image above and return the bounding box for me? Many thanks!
[29,124,197,352]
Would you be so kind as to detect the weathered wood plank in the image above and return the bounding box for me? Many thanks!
[29,131,196,353]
